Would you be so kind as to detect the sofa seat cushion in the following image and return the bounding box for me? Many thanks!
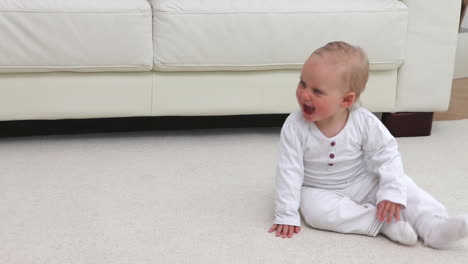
[151,0,408,71]
[0,0,153,73]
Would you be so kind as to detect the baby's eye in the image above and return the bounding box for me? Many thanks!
[313,88,322,94]
[299,81,306,88]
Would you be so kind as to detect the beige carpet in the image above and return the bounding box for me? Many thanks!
[1,120,468,263]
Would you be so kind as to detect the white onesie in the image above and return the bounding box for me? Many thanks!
[273,106,447,237]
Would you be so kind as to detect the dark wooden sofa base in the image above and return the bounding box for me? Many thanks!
[0,112,435,138]
[381,112,434,137]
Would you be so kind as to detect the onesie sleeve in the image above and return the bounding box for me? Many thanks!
[273,120,304,227]
[362,113,407,208]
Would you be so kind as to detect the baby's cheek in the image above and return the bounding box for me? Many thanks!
[296,90,303,102]
[296,88,301,97]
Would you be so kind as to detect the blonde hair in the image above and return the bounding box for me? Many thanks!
[311,41,369,101]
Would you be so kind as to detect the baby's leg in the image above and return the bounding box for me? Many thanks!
[379,219,418,246]
[299,186,383,236]
[357,178,417,246]
[423,215,468,249]
[404,177,468,249]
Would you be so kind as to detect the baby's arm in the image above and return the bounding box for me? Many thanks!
[362,112,407,218]
[271,120,304,238]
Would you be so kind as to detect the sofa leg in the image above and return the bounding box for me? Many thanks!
[381,112,434,137]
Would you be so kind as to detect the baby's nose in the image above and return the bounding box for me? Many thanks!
[301,90,312,101]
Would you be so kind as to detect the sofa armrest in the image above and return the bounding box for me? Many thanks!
[397,0,461,111]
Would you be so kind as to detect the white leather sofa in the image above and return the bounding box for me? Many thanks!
[0,0,461,121]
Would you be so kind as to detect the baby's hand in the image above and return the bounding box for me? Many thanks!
[269,224,301,238]
[377,200,401,223]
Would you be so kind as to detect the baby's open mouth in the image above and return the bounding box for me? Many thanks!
[303,104,315,114]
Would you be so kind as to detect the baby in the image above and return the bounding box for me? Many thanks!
[268,41,468,248]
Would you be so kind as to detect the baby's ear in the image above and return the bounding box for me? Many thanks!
[341,92,356,108]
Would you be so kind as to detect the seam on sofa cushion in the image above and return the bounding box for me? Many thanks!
[152,10,408,15]
[152,61,403,72]
[0,65,152,69]
[0,10,151,14]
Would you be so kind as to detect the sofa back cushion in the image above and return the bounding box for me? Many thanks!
[151,0,408,71]
[0,0,153,73]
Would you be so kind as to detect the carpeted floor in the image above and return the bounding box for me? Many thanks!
[1,119,467,263]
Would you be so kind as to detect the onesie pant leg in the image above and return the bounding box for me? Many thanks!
[402,176,448,242]
[299,186,383,236]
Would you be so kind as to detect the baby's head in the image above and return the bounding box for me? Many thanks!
[297,41,369,123]
[309,41,369,101]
